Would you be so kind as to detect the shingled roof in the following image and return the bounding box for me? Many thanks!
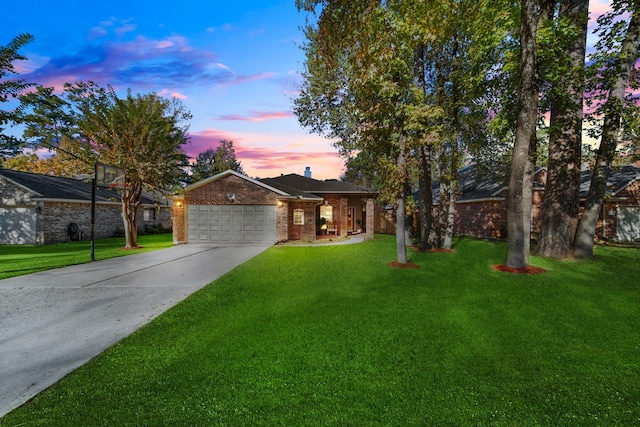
[0,168,163,204]
[260,173,377,197]
[428,164,640,204]
[579,165,640,198]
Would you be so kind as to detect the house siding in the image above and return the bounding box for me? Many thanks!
[186,174,278,206]
[40,201,171,244]
[276,202,289,242]
[411,182,638,243]
[1,171,173,245]
[287,201,316,241]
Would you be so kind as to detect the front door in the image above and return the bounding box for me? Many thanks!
[347,207,355,232]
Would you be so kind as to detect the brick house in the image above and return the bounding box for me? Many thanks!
[417,164,640,243]
[172,170,378,244]
[0,168,172,245]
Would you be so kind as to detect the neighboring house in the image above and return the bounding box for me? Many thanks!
[0,168,172,245]
[172,169,378,244]
[420,164,640,243]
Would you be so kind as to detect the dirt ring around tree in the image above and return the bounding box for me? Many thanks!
[491,264,547,274]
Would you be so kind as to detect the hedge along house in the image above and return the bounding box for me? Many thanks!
[0,168,172,245]
[172,169,378,244]
[420,164,640,243]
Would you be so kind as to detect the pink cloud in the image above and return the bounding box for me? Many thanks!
[185,128,344,180]
[156,41,174,49]
[115,24,137,38]
[157,89,187,99]
[217,111,294,122]
[226,72,276,86]
[185,128,238,156]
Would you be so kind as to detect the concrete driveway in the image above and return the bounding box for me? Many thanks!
[0,243,271,417]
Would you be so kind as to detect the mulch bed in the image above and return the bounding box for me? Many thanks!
[412,246,456,253]
[491,264,547,274]
[388,261,421,269]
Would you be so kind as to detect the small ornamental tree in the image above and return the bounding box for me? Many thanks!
[70,83,191,248]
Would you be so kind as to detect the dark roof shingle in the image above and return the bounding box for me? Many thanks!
[0,168,161,204]
[260,174,377,196]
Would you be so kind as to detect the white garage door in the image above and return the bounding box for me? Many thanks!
[617,207,640,242]
[187,205,276,243]
[0,207,36,244]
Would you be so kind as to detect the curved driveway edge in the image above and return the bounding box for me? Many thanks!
[0,243,270,418]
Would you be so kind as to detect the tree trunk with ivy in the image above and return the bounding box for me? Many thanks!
[535,0,588,259]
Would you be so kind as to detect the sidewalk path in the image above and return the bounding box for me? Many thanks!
[0,243,270,417]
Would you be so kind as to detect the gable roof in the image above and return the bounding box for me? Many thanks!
[427,164,640,204]
[260,173,378,197]
[579,165,640,197]
[0,168,163,205]
[184,169,319,200]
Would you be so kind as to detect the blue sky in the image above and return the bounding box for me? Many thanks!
[5,1,615,180]
[3,0,343,179]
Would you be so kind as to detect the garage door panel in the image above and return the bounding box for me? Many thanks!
[187,204,276,243]
[617,207,640,242]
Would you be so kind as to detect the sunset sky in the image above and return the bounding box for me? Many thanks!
[4,1,613,180]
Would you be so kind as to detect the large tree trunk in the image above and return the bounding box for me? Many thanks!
[442,191,456,250]
[506,0,540,269]
[574,8,640,258]
[395,134,408,264]
[414,44,435,252]
[535,0,588,258]
[418,145,434,250]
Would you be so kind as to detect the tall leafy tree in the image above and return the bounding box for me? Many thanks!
[18,85,76,149]
[506,0,541,269]
[189,139,244,183]
[296,0,514,259]
[296,0,422,264]
[535,0,589,258]
[574,0,640,258]
[0,33,34,158]
[69,83,191,248]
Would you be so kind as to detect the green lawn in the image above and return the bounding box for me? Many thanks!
[0,234,174,279]
[2,236,639,426]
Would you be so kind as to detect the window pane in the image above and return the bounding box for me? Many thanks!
[320,205,333,222]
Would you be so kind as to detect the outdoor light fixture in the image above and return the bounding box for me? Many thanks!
[175,201,182,207]
[227,193,236,202]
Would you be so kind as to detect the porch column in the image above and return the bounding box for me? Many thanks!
[365,198,375,240]
[172,196,186,244]
[340,197,348,237]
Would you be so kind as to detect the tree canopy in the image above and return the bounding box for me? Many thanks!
[0,33,34,158]
[189,139,245,183]
[67,83,191,248]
